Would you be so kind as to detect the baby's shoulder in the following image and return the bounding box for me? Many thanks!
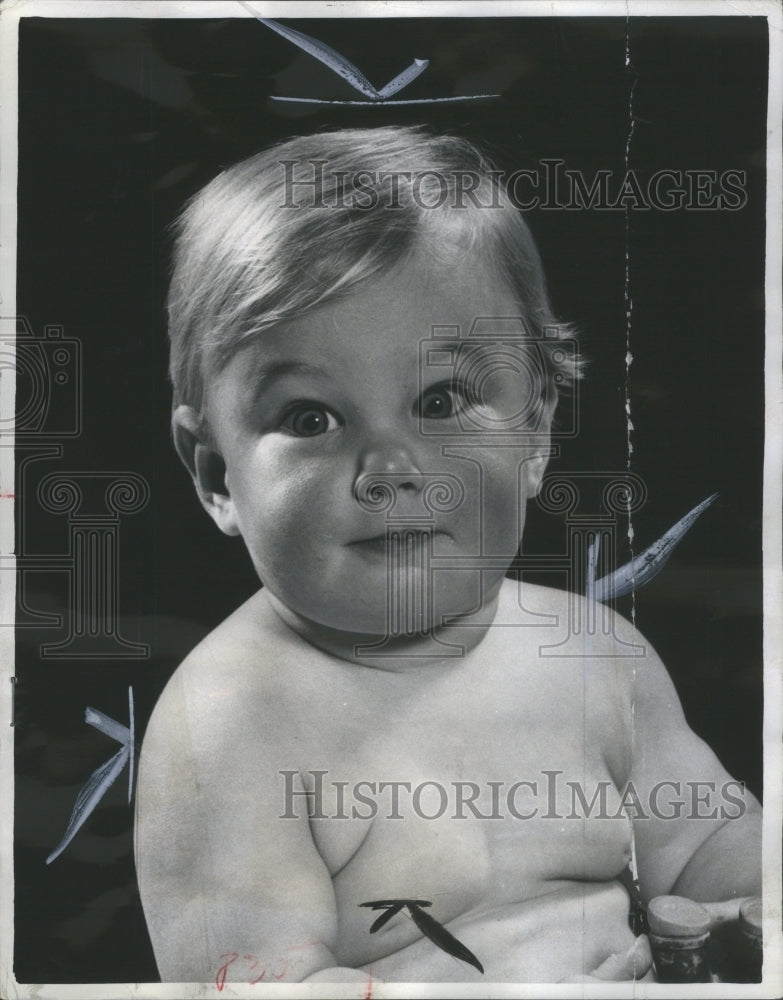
[494,577,649,688]
[497,576,632,647]
[142,590,307,763]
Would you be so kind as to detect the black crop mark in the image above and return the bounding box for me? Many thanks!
[359,899,484,974]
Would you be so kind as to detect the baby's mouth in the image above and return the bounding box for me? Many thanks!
[348,530,451,556]
[347,534,388,555]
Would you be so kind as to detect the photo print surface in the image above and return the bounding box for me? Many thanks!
[1,1,781,996]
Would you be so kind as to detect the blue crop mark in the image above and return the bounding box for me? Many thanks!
[238,3,499,105]
[593,493,718,602]
[46,686,134,865]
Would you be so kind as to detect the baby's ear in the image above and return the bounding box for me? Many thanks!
[522,407,557,496]
[171,405,240,537]
[522,445,551,496]
[524,393,558,494]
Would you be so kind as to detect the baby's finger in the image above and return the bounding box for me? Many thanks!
[590,935,652,981]
[561,935,653,982]
[702,898,749,929]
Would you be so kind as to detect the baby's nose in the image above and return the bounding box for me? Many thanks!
[357,443,423,491]
[354,443,423,517]
[354,461,465,521]
[353,435,465,518]
[354,470,465,521]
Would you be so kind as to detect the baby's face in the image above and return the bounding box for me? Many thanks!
[204,253,551,635]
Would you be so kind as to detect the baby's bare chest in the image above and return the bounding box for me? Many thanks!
[291,658,633,959]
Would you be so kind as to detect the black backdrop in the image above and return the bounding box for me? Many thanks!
[14,13,767,983]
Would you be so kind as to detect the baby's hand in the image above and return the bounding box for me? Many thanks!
[703,898,751,927]
[704,897,762,982]
[561,934,653,982]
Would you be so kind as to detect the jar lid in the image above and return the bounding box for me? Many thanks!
[648,895,711,937]
[740,897,763,939]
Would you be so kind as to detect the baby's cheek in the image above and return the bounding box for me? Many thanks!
[482,459,534,546]
[264,482,332,541]
[256,447,338,510]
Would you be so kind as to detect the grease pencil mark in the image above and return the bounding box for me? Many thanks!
[360,898,484,974]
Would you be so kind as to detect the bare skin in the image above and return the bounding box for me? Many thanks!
[135,579,761,985]
[138,253,761,984]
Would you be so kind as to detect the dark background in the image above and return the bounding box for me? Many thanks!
[14,13,768,983]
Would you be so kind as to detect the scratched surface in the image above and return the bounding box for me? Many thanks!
[8,6,769,989]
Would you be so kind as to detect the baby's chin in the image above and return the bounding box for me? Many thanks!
[278,598,441,640]
[270,569,497,640]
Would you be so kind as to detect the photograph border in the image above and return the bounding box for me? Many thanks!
[1,1,781,997]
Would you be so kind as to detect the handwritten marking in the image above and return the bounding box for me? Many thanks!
[215,952,238,991]
[215,941,332,986]
[243,954,266,984]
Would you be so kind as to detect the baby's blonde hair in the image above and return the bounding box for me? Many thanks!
[167,126,579,419]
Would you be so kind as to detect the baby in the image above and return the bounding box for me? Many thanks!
[135,126,761,986]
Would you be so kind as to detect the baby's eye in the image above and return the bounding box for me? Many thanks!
[280,404,340,437]
[416,382,472,420]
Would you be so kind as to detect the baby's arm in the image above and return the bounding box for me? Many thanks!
[623,629,762,905]
[134,656,375,986]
